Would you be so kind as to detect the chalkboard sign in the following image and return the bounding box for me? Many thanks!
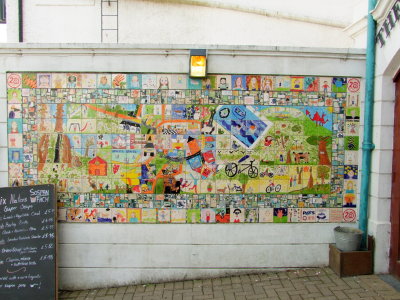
[0,184,56,300]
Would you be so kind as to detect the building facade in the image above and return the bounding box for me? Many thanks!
[1,0,399,290]
[371,0,400,277]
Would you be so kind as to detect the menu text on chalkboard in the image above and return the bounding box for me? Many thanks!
[0,184,56,300]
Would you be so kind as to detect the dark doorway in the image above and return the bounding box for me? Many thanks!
[390,75,400,277]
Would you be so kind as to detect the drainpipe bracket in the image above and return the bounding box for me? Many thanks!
[361,142,375,151]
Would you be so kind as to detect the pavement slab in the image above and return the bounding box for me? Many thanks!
[59,268,400,300]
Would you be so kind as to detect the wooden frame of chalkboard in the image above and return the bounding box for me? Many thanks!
[0,184,57,300]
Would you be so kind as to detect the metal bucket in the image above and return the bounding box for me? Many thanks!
[334,226,363,252]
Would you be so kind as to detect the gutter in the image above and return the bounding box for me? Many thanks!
[359,0,377,248]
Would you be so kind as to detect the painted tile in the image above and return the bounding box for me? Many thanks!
[187,209,201,223]
[37,73,52,88]
[97,208,113,223]
[157,208,171,223]
[215,208,230,223]
[258,208,273,222]
[343,208,357,222]
[142,74,157,89]
[230,207,245,223]
[290,76,304,91]
[332,77,347,93]
[83,208,98,222]
[7,73,22,89]
[275,76,291,91]
[82,74,97,89]
[231,75,245,91]
[316,208,329,222]
[67,208,84,222]
[246,75,260,91]
[22,73,37,88]
[346,93,360,107]
[66,73,82,88]
[52,73,66,88]
[304,77,319,92]
[329,208,343,223]
[201,208,216,223]
[216,75,231,90]
[8,89,22,103]
[142,208,157,223]
[245,208,258,223]
[273,208,288,223]
[301,208,316,222]
[347,78,361,93]
[171,209,186,223]
[288,208,302,222]
[58,208,67,222]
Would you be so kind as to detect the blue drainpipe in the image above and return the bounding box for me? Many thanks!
[359,0,377,249]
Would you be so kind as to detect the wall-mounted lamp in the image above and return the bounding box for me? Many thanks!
[189,49,207,78]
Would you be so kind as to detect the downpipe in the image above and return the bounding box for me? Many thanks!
[359,0,377,249]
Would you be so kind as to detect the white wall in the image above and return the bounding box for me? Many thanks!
[0,44,366,289]
[0,24,7,43]
[58,223,355,290]
[118,0,354,48]
[6,0,100,43]
[369,0,400,274]
[5,0,368,47]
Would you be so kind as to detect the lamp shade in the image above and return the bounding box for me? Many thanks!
[189,49,207,78]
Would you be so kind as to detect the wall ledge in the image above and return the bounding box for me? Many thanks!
[0,43,366,60]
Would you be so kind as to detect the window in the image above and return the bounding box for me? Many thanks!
[0,0,5,23]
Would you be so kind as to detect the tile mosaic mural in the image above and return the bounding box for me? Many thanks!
[6,73,361,223]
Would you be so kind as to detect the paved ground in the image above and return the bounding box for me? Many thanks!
[59,267,400,300]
